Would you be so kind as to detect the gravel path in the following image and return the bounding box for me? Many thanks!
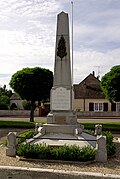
[0,141,120,175]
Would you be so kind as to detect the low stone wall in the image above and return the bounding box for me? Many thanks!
[77,111,120,118]
[0,166,120,179]
[0,110,39,117]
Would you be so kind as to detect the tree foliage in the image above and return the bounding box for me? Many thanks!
[100,65,120,102]
[0,85,12,109]
[0,85,12,98]
[22,100,31,110]
[9,67,53,122]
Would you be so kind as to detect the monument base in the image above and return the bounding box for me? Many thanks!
[47,111,77,125]
[28,125,96,148]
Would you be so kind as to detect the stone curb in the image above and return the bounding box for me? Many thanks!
[0,166,120,179]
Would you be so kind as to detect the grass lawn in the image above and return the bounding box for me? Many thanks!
[0,120,120,131]
[81,122,120,131]
[0,120,35,128]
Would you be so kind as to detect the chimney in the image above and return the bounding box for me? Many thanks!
[92,71,95,76]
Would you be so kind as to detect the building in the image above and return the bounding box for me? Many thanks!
[73,72,120,112]
[10,93,23,110]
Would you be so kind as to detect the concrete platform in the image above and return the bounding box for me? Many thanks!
[28,131,96,148]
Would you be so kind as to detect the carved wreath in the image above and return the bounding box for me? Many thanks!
[57,35,67,60]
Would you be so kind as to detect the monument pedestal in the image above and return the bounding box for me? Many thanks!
[47,110,77,125]
[27,11,97,149]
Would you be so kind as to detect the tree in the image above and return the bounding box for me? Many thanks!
[100,65,120,102]
[22,100,31,110]
[9,67,53,122]
[0,85,13,109]
[0,85,12,97]
[0,95,10,109]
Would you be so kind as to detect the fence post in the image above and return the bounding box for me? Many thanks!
[95,135,107,162]
[6,132,17,157]
[95,124,102,135]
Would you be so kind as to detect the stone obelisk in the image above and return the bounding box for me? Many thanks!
[53,11,71,88]
[47,11,77,125]
[32,12,96,152]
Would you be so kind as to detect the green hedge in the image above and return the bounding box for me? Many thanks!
[85,130,116,156]
[102,131,116,156]
[17,130,35,144]
[16,144,96,162]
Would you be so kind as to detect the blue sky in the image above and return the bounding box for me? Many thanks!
[0,0,120,88]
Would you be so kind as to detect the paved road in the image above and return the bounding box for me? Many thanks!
[0,117,120,123]
[77,118,120,123]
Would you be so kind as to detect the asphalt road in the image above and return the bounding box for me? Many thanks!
[0,117,120,123]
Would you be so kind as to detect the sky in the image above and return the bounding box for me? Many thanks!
[0,0,120,88]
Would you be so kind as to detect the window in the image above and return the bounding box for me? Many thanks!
[89,103,94,111]
[111,103,116,111]
[116,102,120,112]
[94,103,103,112]
[89,102,108,112]
[103,103,108,111]
[111,102,120,112]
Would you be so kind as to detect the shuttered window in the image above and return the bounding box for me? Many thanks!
[89,102,108,112]
[116,102,120,112]
[94,103,103,111]
[103,103,108,111]
[89,103,94,111]
[111,103,116,111]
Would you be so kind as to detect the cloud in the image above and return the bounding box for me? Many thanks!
[73,47,120,83]
[0,0,120,88]
[71,0,120,52]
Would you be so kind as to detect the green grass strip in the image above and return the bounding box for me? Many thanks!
[0,120,35,128]
[0,120,120,131]
[81,122,120,131]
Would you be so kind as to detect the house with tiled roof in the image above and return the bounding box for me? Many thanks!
[73,72,120,112]
[10,93,23,109]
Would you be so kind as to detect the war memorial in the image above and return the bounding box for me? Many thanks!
[6,11,107,164]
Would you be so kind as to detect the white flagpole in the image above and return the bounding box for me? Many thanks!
[71,1,74,110]
[71,1,73,86]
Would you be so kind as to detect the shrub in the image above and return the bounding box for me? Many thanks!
[17,130,35,144]
[84,130,116,156]
[16,144,96,162]
[0,103,8,110]
[102,131,116,156]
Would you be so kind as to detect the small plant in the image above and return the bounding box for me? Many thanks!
[85,130,116,156]
[16,144,96,162]
[17,130,35,144]
[102,131,116,156]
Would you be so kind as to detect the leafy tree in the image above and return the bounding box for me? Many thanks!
[0,85,12,109]
[0,94,10,110]
[0,85,12,97]
[9,67,53,122]
[22,100,31,110]
[0,95,10,104]
[100,65,120,102]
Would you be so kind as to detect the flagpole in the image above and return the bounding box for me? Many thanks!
[71,1,73,86]
[71,1,73,110]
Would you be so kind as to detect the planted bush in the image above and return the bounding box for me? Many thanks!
[16,144,96,162]
[85,130,116,156]
[102,131,116,156]
[17,130,35,144]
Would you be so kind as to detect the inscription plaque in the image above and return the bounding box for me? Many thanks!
[51,87,71,110]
